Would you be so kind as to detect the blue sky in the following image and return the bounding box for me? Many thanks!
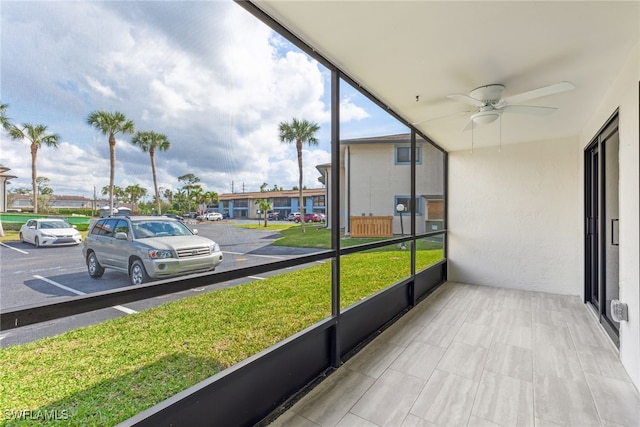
[0,0,407,199]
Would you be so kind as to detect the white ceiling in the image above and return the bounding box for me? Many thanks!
[253,1,639,152]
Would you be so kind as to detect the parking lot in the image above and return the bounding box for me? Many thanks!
[0,221,322,347]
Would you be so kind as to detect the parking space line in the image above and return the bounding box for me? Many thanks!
[0,242,28,254]
[33,275,138,315]
[248,276,266,280]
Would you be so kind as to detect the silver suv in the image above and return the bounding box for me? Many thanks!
[83,216,223,285]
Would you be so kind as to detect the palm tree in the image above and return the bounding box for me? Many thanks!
[125,184,147,213]
[278,118,320,233]
[203,191,218,209]
[8,123,60,214]
[0,103,11,131]
[178,173,200,213]
[192,187,205,212]
[131,131,171,215]
[256,199,272,227]
[86,111,135,214]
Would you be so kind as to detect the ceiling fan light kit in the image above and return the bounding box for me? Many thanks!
[444,81,575,132]
[471,110,500,125]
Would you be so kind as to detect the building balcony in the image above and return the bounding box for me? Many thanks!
[271,282,640,427]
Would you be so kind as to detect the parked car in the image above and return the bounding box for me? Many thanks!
[83,216,224,286]
[303,212,322,223]
[287,212,301,222]
[19,218,82,247]
[163,213,184,222]
[268,212,280,220]
[197,212,223,221]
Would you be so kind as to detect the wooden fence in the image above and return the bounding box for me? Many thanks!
[350,216,393,238]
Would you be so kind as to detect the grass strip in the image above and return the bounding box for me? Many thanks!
[0,228,443,426]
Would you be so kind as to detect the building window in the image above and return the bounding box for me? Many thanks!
[312,195,325,206]
[394,145,422,165]
[273,197,290,207]
[394,196,421,216]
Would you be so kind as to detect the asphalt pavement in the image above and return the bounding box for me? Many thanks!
[0,221,323,347]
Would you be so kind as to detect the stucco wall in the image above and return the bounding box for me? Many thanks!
[580,43,639,390]
[448,136,582,296]
[346,142,444,235]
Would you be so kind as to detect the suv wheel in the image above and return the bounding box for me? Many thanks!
[87,251,105,278]
[129,259,149,285]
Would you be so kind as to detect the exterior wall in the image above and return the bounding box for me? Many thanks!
[450,43,639,391]
[346,141,443,235]
[0,178,8,212]
[580,43,640,390]
[218,189,325,219]
[448,135,582,296]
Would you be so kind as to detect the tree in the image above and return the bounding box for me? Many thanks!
[178,173,200,213]
[86,111,135,214]
[162,188,174,203]
[131,131,171,215]
[8,123,60,214]
[125,184,147,212]
[203,191,218,208]
[101,185,125,206]
[36,176,53,195]
[191,186,205,211]
[260,182,268,192]
[278,118,320,233]
[10,187,31,195]
[36,177,53,213]
[255,199,272,227]
[0,103,12,131]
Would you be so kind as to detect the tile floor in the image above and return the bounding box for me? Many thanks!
[270,281,640,427]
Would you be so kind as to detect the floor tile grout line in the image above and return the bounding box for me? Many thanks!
[349,287,453,427]
[565,305,608,427]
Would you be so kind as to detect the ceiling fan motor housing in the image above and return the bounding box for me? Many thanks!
[469,84,505,104]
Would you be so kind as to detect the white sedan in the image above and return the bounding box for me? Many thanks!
[197,212,223,221]
[19,218,83,248]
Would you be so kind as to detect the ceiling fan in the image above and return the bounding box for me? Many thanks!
[447,81,575,131]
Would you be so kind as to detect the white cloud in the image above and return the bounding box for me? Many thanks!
[0,0,386,200]
[85,76,118,100]
[340,95,370,122]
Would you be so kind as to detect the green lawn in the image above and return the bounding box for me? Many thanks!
[0,224,443,426]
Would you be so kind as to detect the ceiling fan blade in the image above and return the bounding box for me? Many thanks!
[500,81,575,105]
[462,118,474,132]
[502,105,558,115]
[447,94,485,108]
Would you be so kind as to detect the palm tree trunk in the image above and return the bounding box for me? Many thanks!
[31,144,38,214]
[109,133,116,214]
[297,140,305,233]
[150,150,161,215]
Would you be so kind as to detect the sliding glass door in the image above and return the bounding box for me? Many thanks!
[585,113,620,346]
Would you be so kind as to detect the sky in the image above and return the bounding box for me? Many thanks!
[0,0,408,200]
